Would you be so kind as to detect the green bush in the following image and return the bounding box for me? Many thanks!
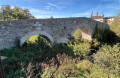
[110,11,120,37]
[67,38,90,59]
[93,44,120,76]
[93,25,102,42]
[89,64,118,78]
[0,36,77,78]
[52,43,74,56]
[0,37,53,78]
[26,35,51,45]
[21,56,119,78]
[101,29,120,44]
[76,60,119,78]
[92,38,101,48]
[21,54,89,78]
[73,28,82,39]
[41,53,80,78]
[92,27,120,48]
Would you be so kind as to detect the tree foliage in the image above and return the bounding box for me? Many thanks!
[67,38,90,59]
[93,44,120,75]
[0,5,35,20]
[110,11,120,37]
[73,28,82,39]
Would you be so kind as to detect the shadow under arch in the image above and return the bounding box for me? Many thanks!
[20,31,54,46]
[71,26,92,40]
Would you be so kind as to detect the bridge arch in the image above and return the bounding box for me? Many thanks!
[20,31,54,45]
[71,26,92,40]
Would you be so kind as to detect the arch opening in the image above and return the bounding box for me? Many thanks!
[22,34,52,47]
[20,31,54,46]
[72,26,92,41]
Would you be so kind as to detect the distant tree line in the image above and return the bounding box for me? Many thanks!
[0,5,35,20]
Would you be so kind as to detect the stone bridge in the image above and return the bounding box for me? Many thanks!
[0,17,109,50]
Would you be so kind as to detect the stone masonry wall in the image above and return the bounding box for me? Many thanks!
[0,17,109,50]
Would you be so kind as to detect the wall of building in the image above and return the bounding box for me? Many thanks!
[94,18,104,22]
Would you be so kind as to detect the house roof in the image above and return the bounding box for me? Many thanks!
[90,16,115,19]
[90,16,104,19]
[105,17,115,19]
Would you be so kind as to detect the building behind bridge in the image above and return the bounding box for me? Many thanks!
[90,11,115,24]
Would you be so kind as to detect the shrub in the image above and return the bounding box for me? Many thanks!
[93,44,120,75]
[93,24,102,42]
[92,24,103,48]
[20,53,77,78]
[110,11,120,37]
[21,56,119,78]
[102,29,120,44]
[21,53,90,78]
[73,28,82,39]
[26,35,51,45]
[0,36,53,78]
[67,38,91,59]
[92,39,101,48]
[41,53,78,78]
[52,43,74,56]
[23,35,51,52]
[89,64,118,78]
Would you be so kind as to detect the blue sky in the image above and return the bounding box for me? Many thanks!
[0,0,120,18]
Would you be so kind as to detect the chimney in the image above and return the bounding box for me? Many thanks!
[96,11,98,16]
[50,16,53,19]
[102,13,104,17]
[91,10,93,17]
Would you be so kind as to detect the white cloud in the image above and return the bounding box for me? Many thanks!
[11,6,14,9]
[0,5,53,14]
[48,3,60,9]
[0,6,2,12]
[29,8,53,14]
[44,6,51,10]
[47,3,65,10]
[0,5,15,12]
[44,5,54,10]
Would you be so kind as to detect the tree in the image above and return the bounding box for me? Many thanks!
[0,5,35,20]
[110,11,120,37]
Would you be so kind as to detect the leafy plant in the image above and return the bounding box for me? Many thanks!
[21,53,87,78]
[52,43,73,56]
[93,44,120,76]
[0,36,53,78]
[0,5,35,20]
[93,24,102,41]
[110,11,120,37]
[67,38,90,59]
[101,29,120,44]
